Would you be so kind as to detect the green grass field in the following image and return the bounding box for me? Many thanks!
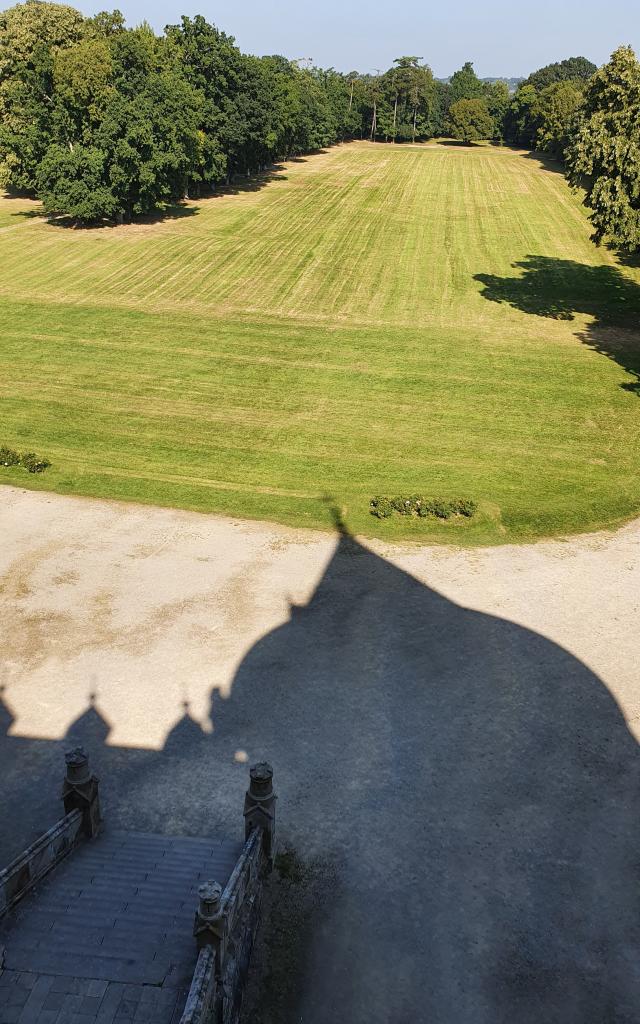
[1,141,639,543]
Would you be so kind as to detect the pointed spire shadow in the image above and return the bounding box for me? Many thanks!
[65,691,111,751]
[211,521,640,1023]
[0,511,638,1020]
[164,700,207,754]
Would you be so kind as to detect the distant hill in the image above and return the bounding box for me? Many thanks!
[481,76,524,90]
[437,76,524,94]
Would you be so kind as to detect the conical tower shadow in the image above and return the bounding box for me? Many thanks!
[1,514,638,1021]
[211,517,640,1023]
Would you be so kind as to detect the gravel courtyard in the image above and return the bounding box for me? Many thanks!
[2,486,639,1022]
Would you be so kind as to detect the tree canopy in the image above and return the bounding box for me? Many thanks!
[533,80,585,159]
[566,45,640,252]
[447,98,495,143]
[1,2,635,254]
[450,61,484,103]
[522,56,597,93]
[503,55,596,158]
[0,0,85,190]
[0,3,374,220]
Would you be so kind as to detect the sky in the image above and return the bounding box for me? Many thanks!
[74,0,640,78]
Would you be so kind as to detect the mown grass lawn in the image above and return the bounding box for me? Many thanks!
[1,141,639,543]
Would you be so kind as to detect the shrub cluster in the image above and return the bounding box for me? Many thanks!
[370,495,477,520]
[0,447,51,473]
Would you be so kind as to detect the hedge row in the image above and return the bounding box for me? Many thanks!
[370,495,477,520]
[0,446,51,474]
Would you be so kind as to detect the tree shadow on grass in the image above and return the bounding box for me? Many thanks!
[436,138,475,147]
[45,201,201,230]
[206,165,288,199]
[10,208,45,220]
[475,256,640,395]
[24,166,289,229]
[520,149,566,175]
[287,149,330,162]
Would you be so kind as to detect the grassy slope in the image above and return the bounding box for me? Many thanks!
[1,142,639,543]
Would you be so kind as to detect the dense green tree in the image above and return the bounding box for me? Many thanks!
[164,17,355,180]
[503,83,538,146]
[0,0,86,190]
[86,8,125,38]
[432,80,453,136]
[533,80,584,159]
[51,36,113,139]
[36,142,116,218]
[483,80,510,138]
[36,23,205,221]
[566,46,640,251]
[449,61,483,103]
[446,97,494,143]
[523,56,597,92]
[504,56,596,152]
[364,57,435,143]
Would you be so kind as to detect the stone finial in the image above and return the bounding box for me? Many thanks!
[193,879,225,955]
[198,881,222,920]
[64,747,91,786]
[61,746,101,839]
[243,762,277,869]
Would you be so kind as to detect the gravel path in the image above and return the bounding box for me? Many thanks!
[2,486,639,1022]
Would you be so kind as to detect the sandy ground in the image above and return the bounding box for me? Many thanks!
[2,486,640,1022]
[2,486,639,749]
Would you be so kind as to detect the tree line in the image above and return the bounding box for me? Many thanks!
[1,2,638,251]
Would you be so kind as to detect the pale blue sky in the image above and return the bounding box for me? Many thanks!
[77,0,640,78]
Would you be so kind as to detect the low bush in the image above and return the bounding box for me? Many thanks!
[20,452,51,473]
[451,497,477,518]
[370,496,395,518]
[0,446,21,466]
[370,494,477,521]
[0,446,51,473]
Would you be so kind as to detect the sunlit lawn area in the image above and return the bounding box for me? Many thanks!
[1,141,639,543]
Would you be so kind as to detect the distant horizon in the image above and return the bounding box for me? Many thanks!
[68,0,639,79]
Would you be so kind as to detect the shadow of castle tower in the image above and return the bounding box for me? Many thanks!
[1,523,639,1022]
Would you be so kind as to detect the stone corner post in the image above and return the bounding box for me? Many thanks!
[193,880,226,969]
[61,746,101,839]
[243,762,277,869]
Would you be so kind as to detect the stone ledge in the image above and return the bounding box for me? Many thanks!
[179,946,217,1024]
[0,809,84,919]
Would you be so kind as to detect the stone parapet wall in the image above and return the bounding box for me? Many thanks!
[179,946,218,1024]
[180,763,277,1024]
[0,808,84,918]
[0,745,102,921]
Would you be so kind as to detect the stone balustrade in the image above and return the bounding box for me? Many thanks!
[180,762,277,1024]
[0,746,100,919]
